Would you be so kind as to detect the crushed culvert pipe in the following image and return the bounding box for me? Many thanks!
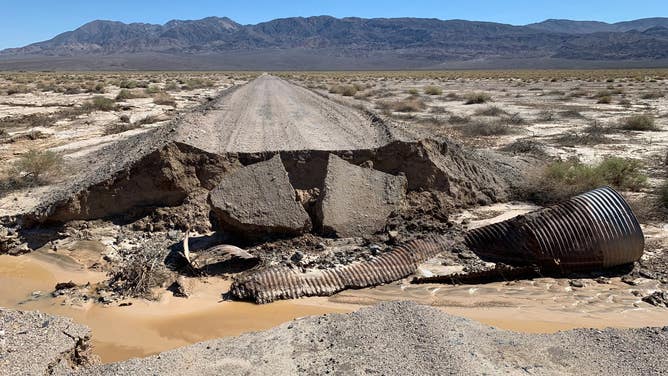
[465,186,644,272]
[229,235,452,304]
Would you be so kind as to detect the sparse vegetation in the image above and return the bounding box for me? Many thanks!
[620,114,659,131]
[464,92,491,105]
[519,157,647,204]
[640,91,664,99]
[424,86,442,95]
[84,96,117,112]
[12,149,64,184]
[454,120,513,136]
[153,92,177,107]
[474,106,507,117]
[116,89,148,101]
[378,98,426,113]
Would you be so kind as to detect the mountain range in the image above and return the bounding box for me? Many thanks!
[1,16,668,70]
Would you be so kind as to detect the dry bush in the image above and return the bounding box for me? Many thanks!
[537,110,556,121]
[463,92,491,105]
[104,122,140,135]
[559,109,585,119]
[182,78,215,90]
[640,91,664,99]
[329,84,358,96]
[378,98,426,113]
[108,247,170,299]
[553,122,611,146]
[135,115,162,126]
[153,92,177,107]
[501,138,548,157]
[116,89,148,101]
[444,92,461,101]
[448,114,471,124]
[597,95,612,104]
[620,115,659,131]
[83,96,117,112]
[424,85,443,95]
[6,85,31,95]
[12,149,63,184]
[454,119,512,136]
[517,157,647,204]
[474,106,507,117]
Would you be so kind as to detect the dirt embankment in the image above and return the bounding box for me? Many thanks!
[80,301,668,376]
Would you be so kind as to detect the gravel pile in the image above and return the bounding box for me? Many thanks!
[83,301,668,375]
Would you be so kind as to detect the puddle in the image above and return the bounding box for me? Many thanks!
[0,254,353,363]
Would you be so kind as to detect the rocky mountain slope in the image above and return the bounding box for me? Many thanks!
[1,16,668,69]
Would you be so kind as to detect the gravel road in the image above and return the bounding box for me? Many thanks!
[175,74,391,153]
[82,301,668,376]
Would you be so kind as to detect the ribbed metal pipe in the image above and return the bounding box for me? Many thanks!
[230,235,452,304]
[465,186,644,271]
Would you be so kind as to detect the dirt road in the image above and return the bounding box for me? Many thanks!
[175,74,391,153]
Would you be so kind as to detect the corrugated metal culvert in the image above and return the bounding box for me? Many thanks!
[465,186,644,272]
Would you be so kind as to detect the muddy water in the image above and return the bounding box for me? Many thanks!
[0,254,353,363]
[2,246,668,364]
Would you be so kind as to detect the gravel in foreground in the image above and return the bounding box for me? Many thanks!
[82,301,668,376]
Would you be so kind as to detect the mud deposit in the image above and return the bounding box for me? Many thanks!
[0,254,352,363]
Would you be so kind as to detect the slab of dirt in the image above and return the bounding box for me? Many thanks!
[81,301,668,376]
[317,153,406,236]
[209,154,312,237]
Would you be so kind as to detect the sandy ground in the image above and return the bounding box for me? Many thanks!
[174,74,391,153]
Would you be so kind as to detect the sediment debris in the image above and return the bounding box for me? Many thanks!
[229,235,452,304]
[317,154,406,236]
[465,186,644,272]
[208,154,312,237]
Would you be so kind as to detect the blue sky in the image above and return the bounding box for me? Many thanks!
[1,0,667,49]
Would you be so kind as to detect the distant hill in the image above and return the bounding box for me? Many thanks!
[2,16,668,70]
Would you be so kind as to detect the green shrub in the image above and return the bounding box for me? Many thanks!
[519,157,647,204]
[424,86,443,95]
[329,85,358,96]
[115,89,147,101]
[621,115,659,131]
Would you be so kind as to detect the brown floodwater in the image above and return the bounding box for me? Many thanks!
[2,250,668,364]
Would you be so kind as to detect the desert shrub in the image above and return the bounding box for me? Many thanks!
[83,96,116,112]
[640,91,664,99]
[407,88,419,95]
[597,95,612,104]
[464,92,491,105]
[559,109,585,119]
[6,85,30,95]
[501,138,548,157]
[107,247,170,299]
[115,89,147,101]
[13,149,63,184]
[119,80,139,89]
[620,115,659,131]
[474,106,507,117]
[153,92,177,107]
[454,120,512,136]
[182,78,214,90]
[104,122,140,135]
[448,114,471,124]
[537,110,555,121]
[444,92,461,101]
[518,157,647,204]
[378,98,426,113]
[329,84,358,96]
[64,86,82,95]
[553,122,611,146]
[144,85,161,95]
[505,113,526,125]
[424,86,443,95]
[165,81,180,91]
